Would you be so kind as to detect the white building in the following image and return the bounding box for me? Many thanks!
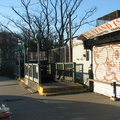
[72,40,91,86]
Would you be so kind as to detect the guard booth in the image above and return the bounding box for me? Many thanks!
[78,10,120,99]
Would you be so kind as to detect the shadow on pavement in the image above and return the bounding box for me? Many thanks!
[0,77,13,81]
[0,94,120,120]
[0,76,120,120]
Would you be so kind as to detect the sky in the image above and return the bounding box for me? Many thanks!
[0,0,120,36]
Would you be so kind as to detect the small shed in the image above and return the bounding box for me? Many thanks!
[78,10,120,99]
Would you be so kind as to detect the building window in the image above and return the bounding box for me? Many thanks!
[86,50,89,61]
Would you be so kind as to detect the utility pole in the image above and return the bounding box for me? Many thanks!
[68,14,72,62]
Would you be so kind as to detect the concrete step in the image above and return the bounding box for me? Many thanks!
[41,88,87,96]
[19,79,87,96]
[40,84,84,93]
[38,82,87,96]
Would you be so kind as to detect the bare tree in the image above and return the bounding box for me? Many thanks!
[0,0,97,49]
[48,0,96,46]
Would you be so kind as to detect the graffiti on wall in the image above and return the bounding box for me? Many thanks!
[93,44,120,82]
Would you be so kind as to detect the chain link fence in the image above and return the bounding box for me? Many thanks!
[48,46,69,63]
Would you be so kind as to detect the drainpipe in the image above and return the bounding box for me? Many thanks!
[89,47,94,91]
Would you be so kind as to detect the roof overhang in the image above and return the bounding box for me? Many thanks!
[97,10,120,20]
[78,17,120,40]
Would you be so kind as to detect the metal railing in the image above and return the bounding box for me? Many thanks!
[55,62,76,82]
[88,79,120,100]
[24,63,39,83]
[24,62,84,84]
[47,62,84,83]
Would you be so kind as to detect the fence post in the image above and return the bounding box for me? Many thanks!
[110,82,117,101]
[28,64,30,80]
[32,64,34,81]
[113,82,117,99]
[63,63,65,80]
[73,63,76,82]
[24,64,26,79]
[55,63,57,80]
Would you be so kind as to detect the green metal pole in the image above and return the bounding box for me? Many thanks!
[24,46,26,63]
[73,62,76,82]
[19,51,21,78]
[35,33,42,83]
[37,42,41,83]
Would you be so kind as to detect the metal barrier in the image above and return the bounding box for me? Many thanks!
[47,63,55,76]
[24,62,54,83]
[88,79,119,100]
[24,62,84,83]
[24,63,39,83]
[47,62,83,83]
[55,62,76,82]
[76,64,83,84]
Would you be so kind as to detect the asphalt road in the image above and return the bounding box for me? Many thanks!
[0,76,120,120]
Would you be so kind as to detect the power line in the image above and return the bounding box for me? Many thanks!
[0,0,47,8]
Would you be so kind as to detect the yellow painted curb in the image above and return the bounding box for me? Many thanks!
[20,79,25,83]
[38,84,44,95]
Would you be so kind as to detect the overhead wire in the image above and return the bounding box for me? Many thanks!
[0,0,47,8]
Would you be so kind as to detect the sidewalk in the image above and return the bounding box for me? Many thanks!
[0,76,120,120]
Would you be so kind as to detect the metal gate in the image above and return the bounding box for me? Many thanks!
[76,64,83,84]
[47,62,83,83]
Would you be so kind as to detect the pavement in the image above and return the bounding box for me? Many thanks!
[0,76,120,120]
